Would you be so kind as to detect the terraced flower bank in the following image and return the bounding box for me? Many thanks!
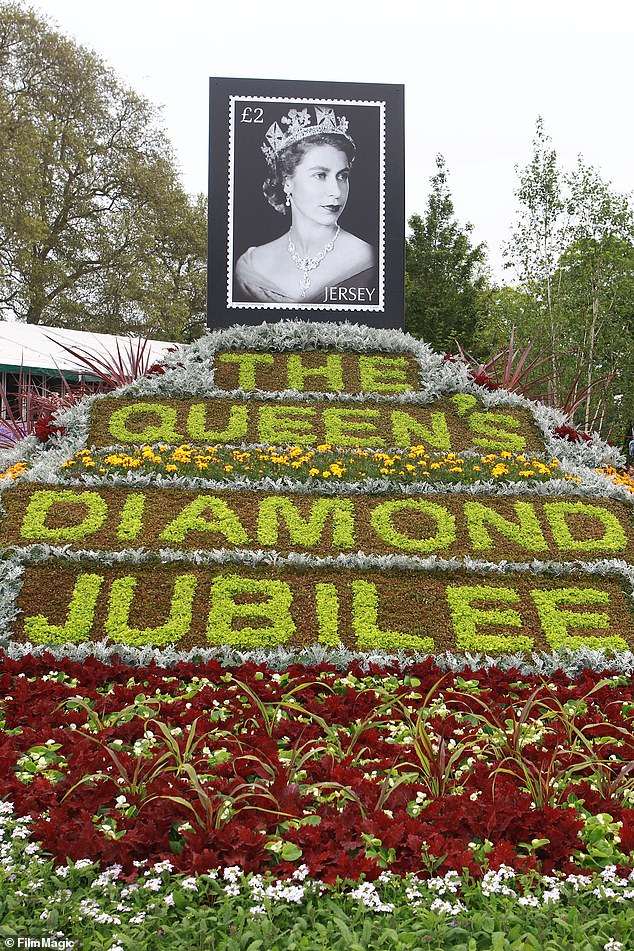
[0,321,633,947]
[1,321,633,655]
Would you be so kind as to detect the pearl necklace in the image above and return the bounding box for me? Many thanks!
[287,226,340,299]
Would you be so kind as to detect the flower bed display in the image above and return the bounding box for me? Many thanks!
[1,321,633,655]
[0,321,633,947]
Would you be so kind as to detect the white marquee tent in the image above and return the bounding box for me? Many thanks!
[0,321,175,377]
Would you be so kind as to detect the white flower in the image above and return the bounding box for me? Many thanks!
[430,897,467,916]
[350,881,394,913]
[518,895,541,907]
[181,876,198,890]
[292,864,309,882]
[164,893,175,906]
[143,878,163,892]
[73,858,94,870]
[604,941,624,951]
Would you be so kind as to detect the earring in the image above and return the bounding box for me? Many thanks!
[284,184,292,206]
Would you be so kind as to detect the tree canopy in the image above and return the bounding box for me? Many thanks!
[0,2,206,339]
[405,155,488,353]
[494,119,634,438]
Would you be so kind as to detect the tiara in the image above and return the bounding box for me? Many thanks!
[261,105,354,166]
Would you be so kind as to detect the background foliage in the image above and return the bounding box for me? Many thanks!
[0,2,206,341]
[1,3,632,438]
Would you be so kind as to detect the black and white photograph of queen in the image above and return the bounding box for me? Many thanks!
[229,98,383,308]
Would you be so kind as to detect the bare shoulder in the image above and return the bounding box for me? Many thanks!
[337,231,376,272]
[243,235,287,273]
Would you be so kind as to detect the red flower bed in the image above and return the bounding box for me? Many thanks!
[1,653,633,881]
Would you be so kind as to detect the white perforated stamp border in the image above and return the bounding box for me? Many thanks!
[226,95,385,312]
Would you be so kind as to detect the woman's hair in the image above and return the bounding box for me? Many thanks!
[263,133,356,215]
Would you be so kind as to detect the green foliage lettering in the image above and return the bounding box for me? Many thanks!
[315,583,340,646]
[358,355,413,393]
[105,574,197,647]
[218,353,274,389]
[258,405,315,445]
[531,587,628,651]
[544,502,628,552]
[468,412,526,451]
[24,573,103,644]
[108,402,181,444]
[21,490,108,541]
[351,580,434,651]
[257,497,355,548]
[160,497,248,544]
[322,408,384,448]
[206,574,295,647]
[370,499,455,552]
[116,493,146,541]
[464,501,548,552]
[451,393,478,416]
[287,354,344,392]
[446,584,533,652]
[187,403,248,442]
[390,410,451,450]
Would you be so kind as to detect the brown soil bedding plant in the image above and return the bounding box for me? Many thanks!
[0,319,633,663]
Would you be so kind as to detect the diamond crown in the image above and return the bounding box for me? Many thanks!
[262,105,353,166]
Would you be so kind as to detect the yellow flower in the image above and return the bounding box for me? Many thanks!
[0,462,27,480]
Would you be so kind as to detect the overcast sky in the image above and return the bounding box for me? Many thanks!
[35,0,634,281]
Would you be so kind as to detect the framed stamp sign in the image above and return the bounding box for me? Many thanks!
[207,77,405,329]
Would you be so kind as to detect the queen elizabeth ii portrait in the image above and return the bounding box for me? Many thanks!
[208,78,403,328]
[233,104,378,306]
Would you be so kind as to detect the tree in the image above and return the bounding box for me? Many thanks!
[0,2,206,339]
[500,119,634,437]
[405,155,488,352]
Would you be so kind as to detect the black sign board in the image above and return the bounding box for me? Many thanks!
[207,77,404,329]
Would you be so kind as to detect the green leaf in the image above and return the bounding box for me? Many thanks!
[280,842,303,862]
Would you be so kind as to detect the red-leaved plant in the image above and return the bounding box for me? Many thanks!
[46,333,166,390]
